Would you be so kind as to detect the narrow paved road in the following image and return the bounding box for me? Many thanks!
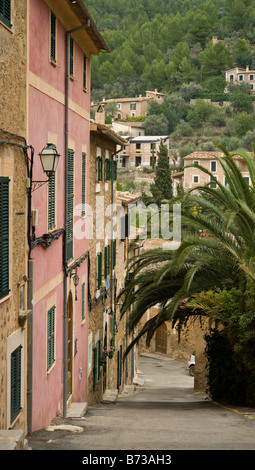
[28,354,255,451]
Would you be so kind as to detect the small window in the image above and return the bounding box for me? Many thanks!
[130,103,136,110]
[47,305,55,371]
[10,346,22,423]
[194,160,199,166]
[211,161,217,172]
[230,74,234,81]
[193,176,199,183]
[239,75,243,81]
[251,84,254,90]
[105,158,111,181]
[104,244,110,277]
[50,11,56,63]
[225,177,228,186]
[83,54,87,90]
[210,176,217,188]
[244,176,250,184]
[250,74,254,81]
[0,0,11,28]
[69,37,74,77]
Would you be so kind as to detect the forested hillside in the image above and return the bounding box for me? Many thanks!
[86,0,255,102]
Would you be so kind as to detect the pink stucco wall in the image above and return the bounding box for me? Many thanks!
[29,0,90,431]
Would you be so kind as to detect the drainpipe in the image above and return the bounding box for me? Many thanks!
[63,19,90,418]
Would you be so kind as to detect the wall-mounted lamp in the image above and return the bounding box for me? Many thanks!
[71,268,80,301]
[38,143,60,179]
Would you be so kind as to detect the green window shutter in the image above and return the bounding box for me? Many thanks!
[0,177,9,299]
[81,152,86,217]
[67,149,74,261]
[97,340,101,380]
[97,252,102,289]
[48,173,55,230]
[0,0,11,28]
[93,347,97,390]
[11,346,22,423]
[69,37,74,77]
[104,246,108,277]
[105,159,109,180]
[113,160,117,181]
[83,54,87,90]
[108,244,111,274]
[97,157,103,182]
[47,306,55,370]
[113,239,116,269]
[81,282,85,321]
[50,11,56,62]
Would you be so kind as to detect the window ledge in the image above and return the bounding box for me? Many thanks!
[0,292,12,305]
[49,59,57,67]
[0,19,13,33]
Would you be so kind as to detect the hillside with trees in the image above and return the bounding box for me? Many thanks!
[87,0,255,101]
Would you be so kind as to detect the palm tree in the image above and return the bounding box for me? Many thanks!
[120,146,255,356]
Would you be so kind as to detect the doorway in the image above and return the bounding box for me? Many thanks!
[67,292,73,398]
[155,322,167,354]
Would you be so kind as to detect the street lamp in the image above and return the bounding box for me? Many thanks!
[38,143,60,178]
[71,268,80,301]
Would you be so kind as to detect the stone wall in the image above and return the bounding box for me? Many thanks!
[0,0,28,433]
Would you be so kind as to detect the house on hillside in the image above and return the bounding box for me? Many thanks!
[91,89,165,121]
[183,151,250,189]
[226,66,255,92]
[128,136,171,167]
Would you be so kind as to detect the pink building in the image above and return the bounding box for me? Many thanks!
[28,0,109,431]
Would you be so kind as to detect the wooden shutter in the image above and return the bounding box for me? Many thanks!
[69,37,74,77]
[83,54,87,90]
[93,347,97,390]
[48,173,55,230]
[81,152,86,217]
[47,306,55,370]
[104,245,108,277]
[97,340,101,380]
[81,282,85,321]
[0,0,11,28]
[50,11,56,62]
[97,252,102,289]
[11,346,22,423]
[113,239,116,268]
[67,149,74,261]
[0,177,9,299]
[113,160,117,180]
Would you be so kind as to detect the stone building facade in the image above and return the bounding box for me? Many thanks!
[88,122,140,404]
[0,0,29,433]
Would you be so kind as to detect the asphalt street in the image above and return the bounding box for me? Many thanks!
[27,354,255,451]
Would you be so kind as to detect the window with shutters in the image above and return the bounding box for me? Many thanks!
[113,160,117,181]
[113,239,116,269]
[97,156,103,182]
[67,149,74,261]
[69,37,74,78]
[0,177,9,299]
[81,282,85,321]
[48,173,55,230]
[0,0,11,28]
[81,152,86,217]
[104,244,110,277]
[47,305,55,371]
[96,252,102,289]
[50,11,56,63]
[10,346,22,423]
[83,54,87,90]
[105,158,111,181]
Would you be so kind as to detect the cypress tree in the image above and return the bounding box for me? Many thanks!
[150,139,172,204]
